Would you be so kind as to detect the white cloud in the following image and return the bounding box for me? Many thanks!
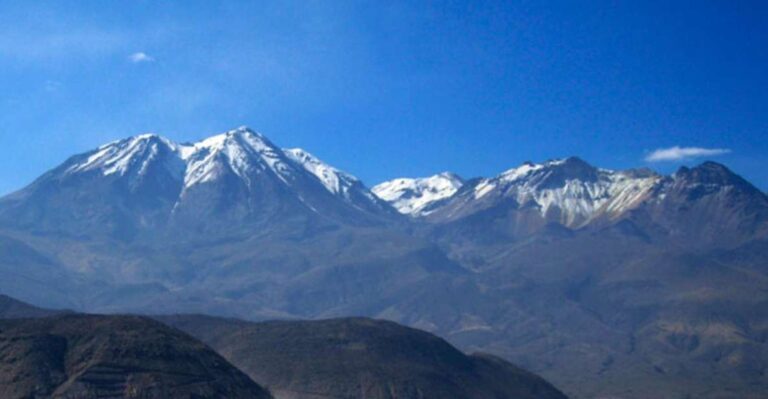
[129,52,154,63]
[645,146,731,162]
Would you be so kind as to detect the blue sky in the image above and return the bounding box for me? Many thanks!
[1,1,767,194]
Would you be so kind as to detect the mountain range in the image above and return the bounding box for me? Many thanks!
[1,127,767,398]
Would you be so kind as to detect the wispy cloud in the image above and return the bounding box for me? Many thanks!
[645,146,731,162]
[129,52,155,63]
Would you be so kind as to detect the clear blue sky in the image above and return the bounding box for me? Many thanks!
[1,0,767,194]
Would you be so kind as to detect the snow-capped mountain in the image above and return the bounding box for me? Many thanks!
[384,157,659,227]
[372,172,464,216]
[409,156,768,247]
[375,157,768,247]
[64,127,382,202]
[0,127,395,238]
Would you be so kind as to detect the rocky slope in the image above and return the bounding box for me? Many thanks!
[159,315,567,399]
[0,314,272,399]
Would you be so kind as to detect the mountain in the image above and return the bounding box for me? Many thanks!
[159,315,567,399]
[408,157,768,249]
[373,157,768,398]
[628,161,768,248]
[373,172,464,216]
[0,294,68,318]
[0,127,460,317]
[420,157,660,227]
[2,129,768,398]
[396,159,768,399]
[0,314,272,399]
[0,127,396,241]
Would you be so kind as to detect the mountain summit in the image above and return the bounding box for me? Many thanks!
[372,172,465,216]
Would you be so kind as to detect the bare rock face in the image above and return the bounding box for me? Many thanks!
[0,314,272,399]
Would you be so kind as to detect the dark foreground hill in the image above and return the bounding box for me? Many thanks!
[160,315,567,399]
[0,294,566,399]
[0,314,272,399]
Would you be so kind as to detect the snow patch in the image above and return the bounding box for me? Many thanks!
[284,148,359,196]
[373,172,464,215]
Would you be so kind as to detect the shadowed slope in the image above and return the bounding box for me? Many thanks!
[0,314,272,399]
[160,315,567,399]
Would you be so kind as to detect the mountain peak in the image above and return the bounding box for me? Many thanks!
[234,125,253,133]
[538,156,599,184]
[192,126,271,150]
[437,171,463,181]
[531,156,591,168]
[372,172,464,216]
[560,155,591,166]
[542,156,595,171]
[133,132,161,140]
[99,132,167,148]
[693,160,733,174]
[178,126,294,188]
[668,160,768,203]
[225,125,265,139]
[675,161,743,185]
[67,133,180,178]
[114,133,178,150]
[499,156,597,185]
